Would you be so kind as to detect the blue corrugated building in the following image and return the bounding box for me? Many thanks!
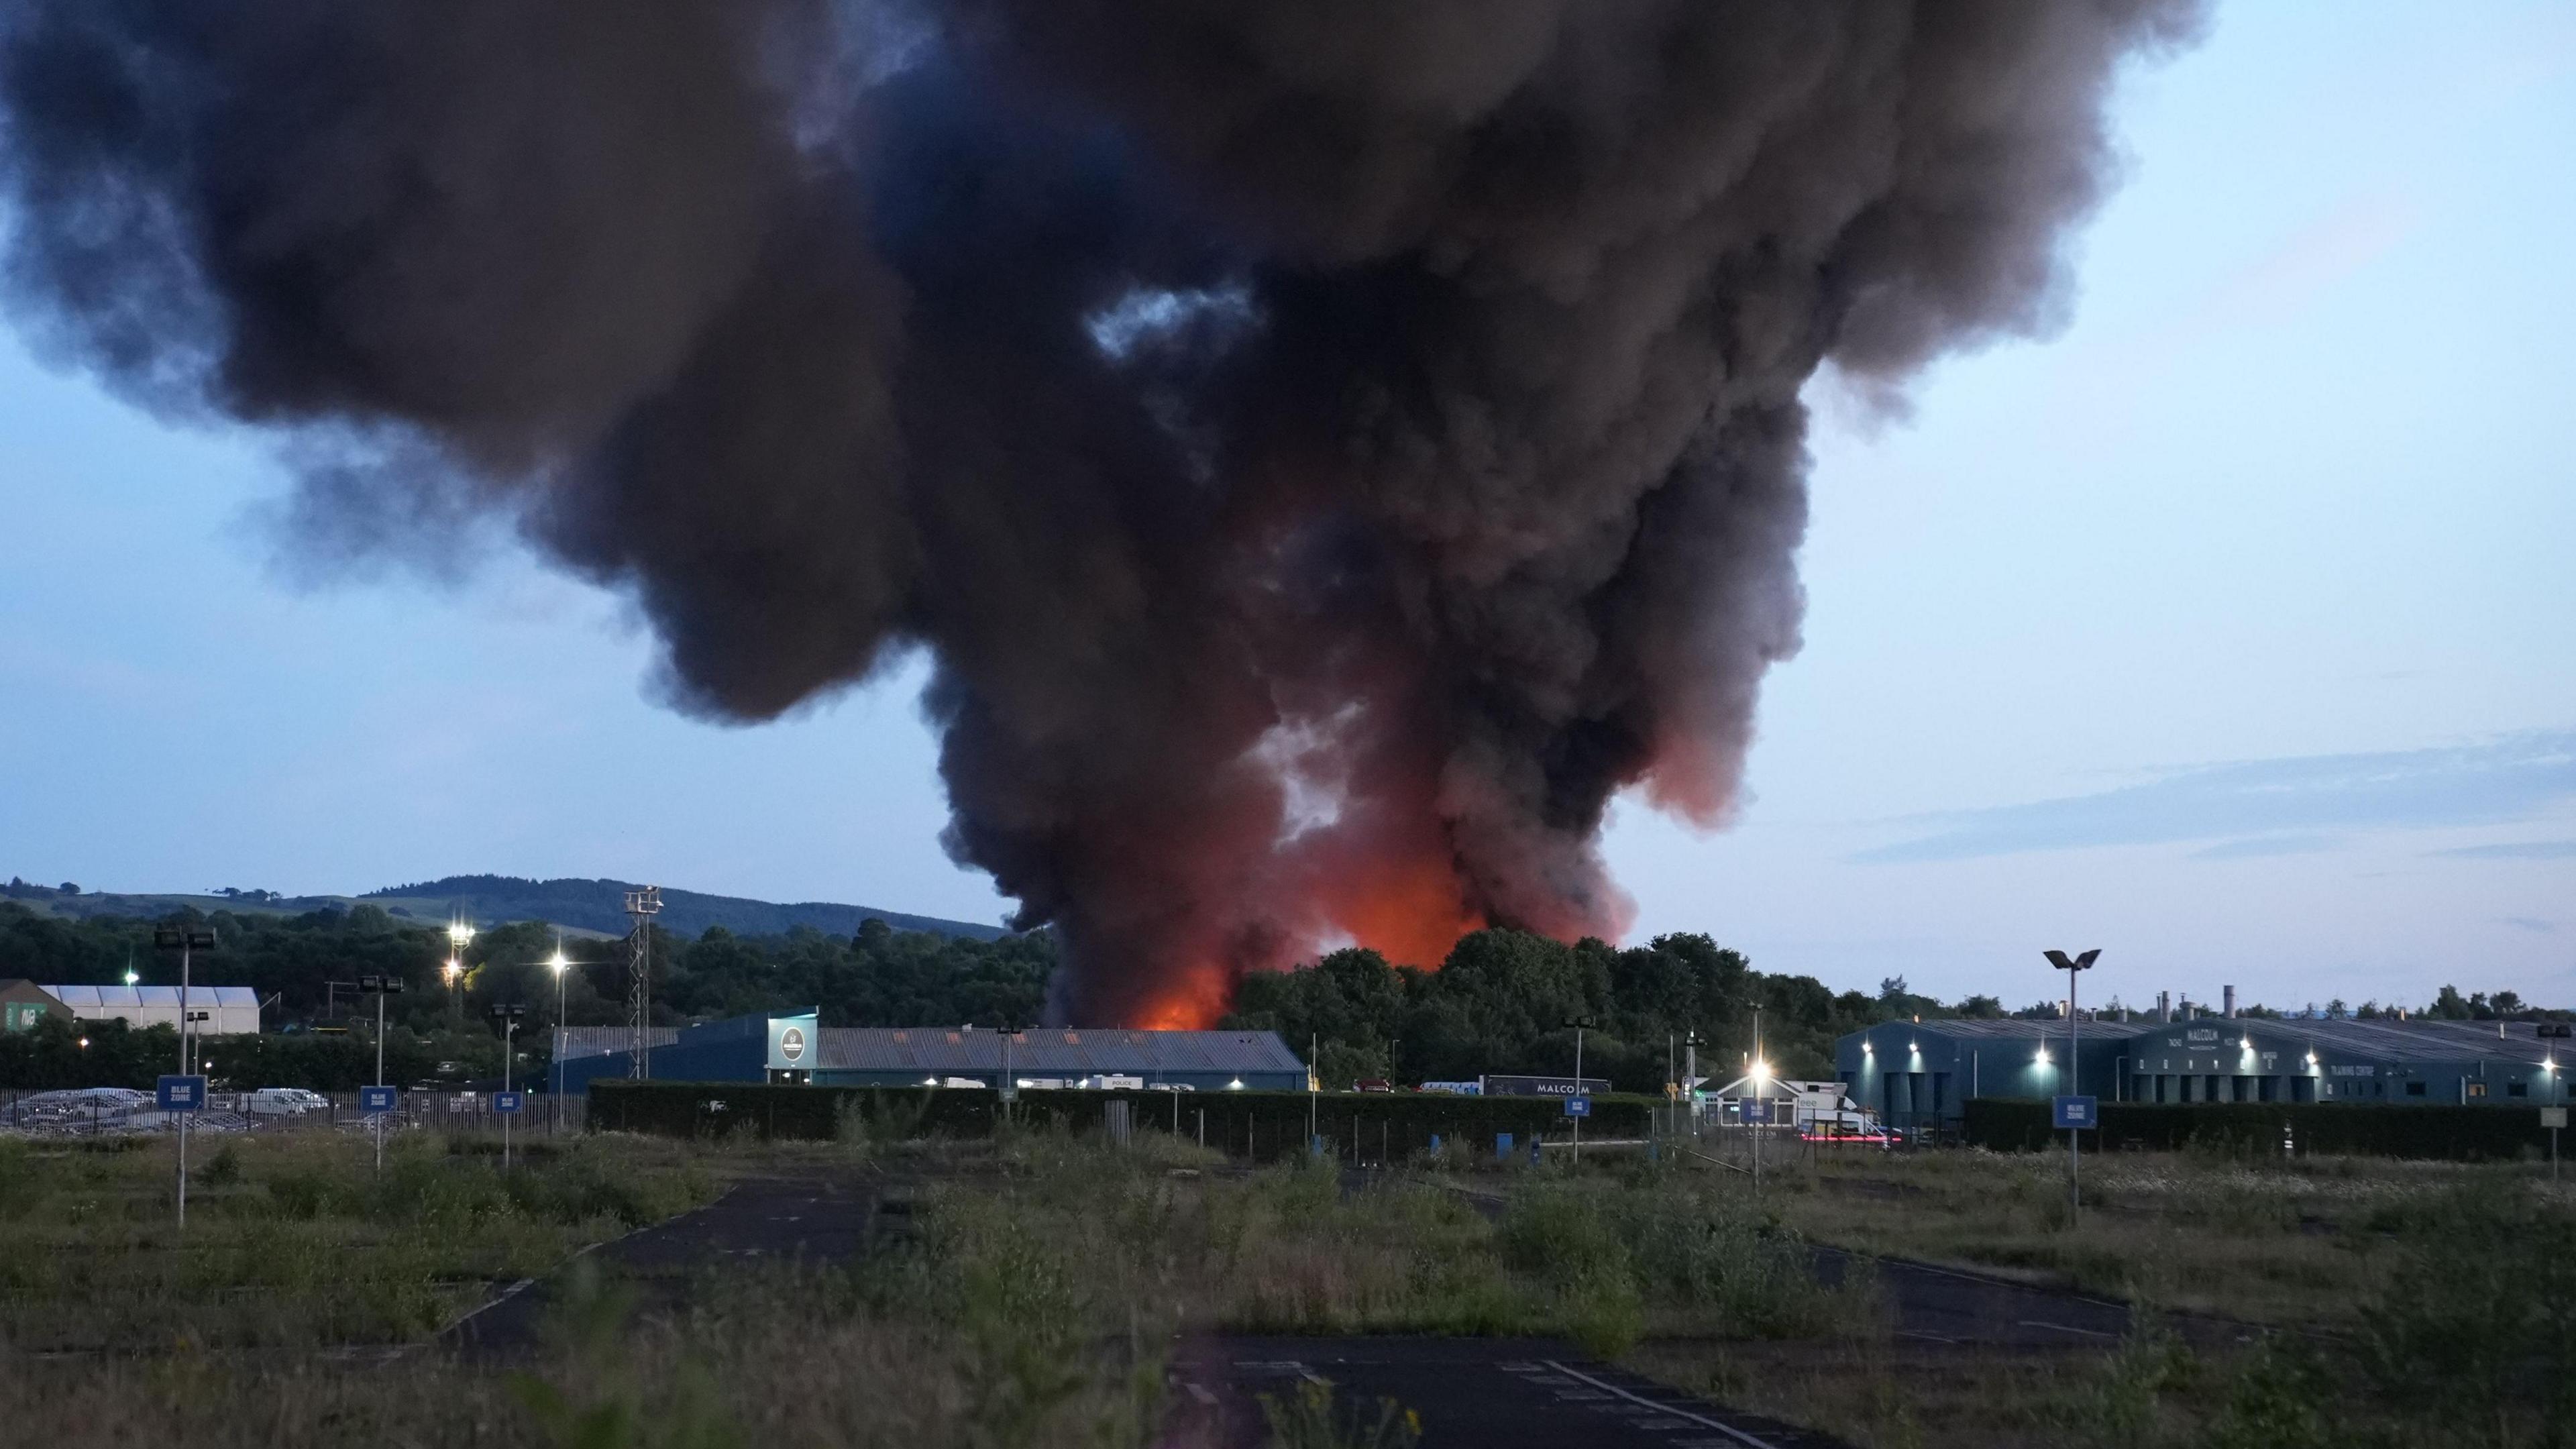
[1838,1013,2574,1132]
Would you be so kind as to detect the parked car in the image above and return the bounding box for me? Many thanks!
[1351,1079,1394,1093]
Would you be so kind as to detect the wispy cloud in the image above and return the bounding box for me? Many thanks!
[1856,731,2576,865]
[2502,917,2555,934]
[2189,834,2342,861]
[2433,840,2576,861]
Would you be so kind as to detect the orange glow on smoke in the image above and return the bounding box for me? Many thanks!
[1135,968,1234,1031]
[1319,856,1485,973]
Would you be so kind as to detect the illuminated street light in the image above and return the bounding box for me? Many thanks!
[123,968,139,986]
[547,941,572,1135]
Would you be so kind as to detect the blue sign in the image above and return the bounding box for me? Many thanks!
[156,1075,207,1112]
[359,1085,397,1115]
[1564,1095,1591,1118]
[1741,1099,1773,1124]
[2053,1094,2098,1130]
[493,1091,525,1115]
[1495,1132,1514,1158]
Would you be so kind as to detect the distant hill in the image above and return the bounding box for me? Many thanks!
[360,875,1007,941]
[6,873,1006,943]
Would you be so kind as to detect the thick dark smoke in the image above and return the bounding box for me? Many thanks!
[0,1,2198,1024]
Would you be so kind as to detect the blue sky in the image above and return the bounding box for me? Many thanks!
[3,1,2571,1012]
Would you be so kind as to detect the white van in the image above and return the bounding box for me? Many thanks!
[246,1087,327,1116]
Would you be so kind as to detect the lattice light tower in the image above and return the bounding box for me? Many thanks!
[624,885,662,1079]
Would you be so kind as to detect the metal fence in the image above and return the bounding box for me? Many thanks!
[0,1087,588,1138]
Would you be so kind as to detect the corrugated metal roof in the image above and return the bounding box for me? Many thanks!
[812,1027,1303,1077]
[556,1026,681,1061]
[1870,1018,2110,1041]
[2204,1017,2564,1067]
[43,985,260,1009]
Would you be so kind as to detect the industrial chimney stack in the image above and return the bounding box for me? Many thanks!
[2224,985,2237,1020]
[2157,991,2171,1023]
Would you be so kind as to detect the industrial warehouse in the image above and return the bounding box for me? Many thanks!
[1838,1002,2573,1132]
[551,1010,1310,1093]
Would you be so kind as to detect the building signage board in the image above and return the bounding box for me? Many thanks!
[1481,1073,1611,1098]
[766,1012,820,1071]
[156,1075,207,1112]
[2052,1094,2098,1130]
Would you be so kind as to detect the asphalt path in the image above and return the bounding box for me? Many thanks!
[1426,1174,2241,1353]
[443,1170,892,1360]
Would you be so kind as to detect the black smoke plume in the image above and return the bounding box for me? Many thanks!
[0,2,2199,1023]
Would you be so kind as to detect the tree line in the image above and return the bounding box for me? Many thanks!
[3,899,2561,1093]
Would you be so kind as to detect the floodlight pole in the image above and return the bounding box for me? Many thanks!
[178,930,191,1227]
[1309,1033,1320,1153]
[1568,1019,1590,1163]
[1752,1006,1763,1198]
[625,887,663,1079]
[153,924,215,1228]
[2046,949,2101,1216]
[376,985,388,1173]
[549,942,570,1136]
[1566,1016,1587,1160]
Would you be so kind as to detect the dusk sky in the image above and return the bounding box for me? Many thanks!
[4,1,2571,1014]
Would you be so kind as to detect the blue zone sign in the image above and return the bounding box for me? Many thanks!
[360,1085,398,1114]
[493,1091,525,1114]
[2053,1094,2099,1130]
[156,1075,207,1112]
[1563,1095,1591,1118]
[1740,1099,1773,1124]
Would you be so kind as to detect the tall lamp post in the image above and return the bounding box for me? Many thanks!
[445,920,475,1022]
[547,943,571,1135]
[1563,1016,1596,1163]
[2045,949,2101,1215]
[488,1003,526,1171]
[1750,1006,1768,1197]
[152,924,216,1228]
[359,974,405,1172]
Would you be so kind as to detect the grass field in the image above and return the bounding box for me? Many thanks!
[0,1128,718,1352]
[1,1124,2570,1448]
[1755,1140,2561,1324]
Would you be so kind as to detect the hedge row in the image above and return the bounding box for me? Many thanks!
[1962,1097,2567,1161]
[586,1081,1659,1161]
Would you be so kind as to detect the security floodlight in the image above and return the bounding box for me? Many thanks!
[2043,949,2100,973]
[547,950,570,973]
